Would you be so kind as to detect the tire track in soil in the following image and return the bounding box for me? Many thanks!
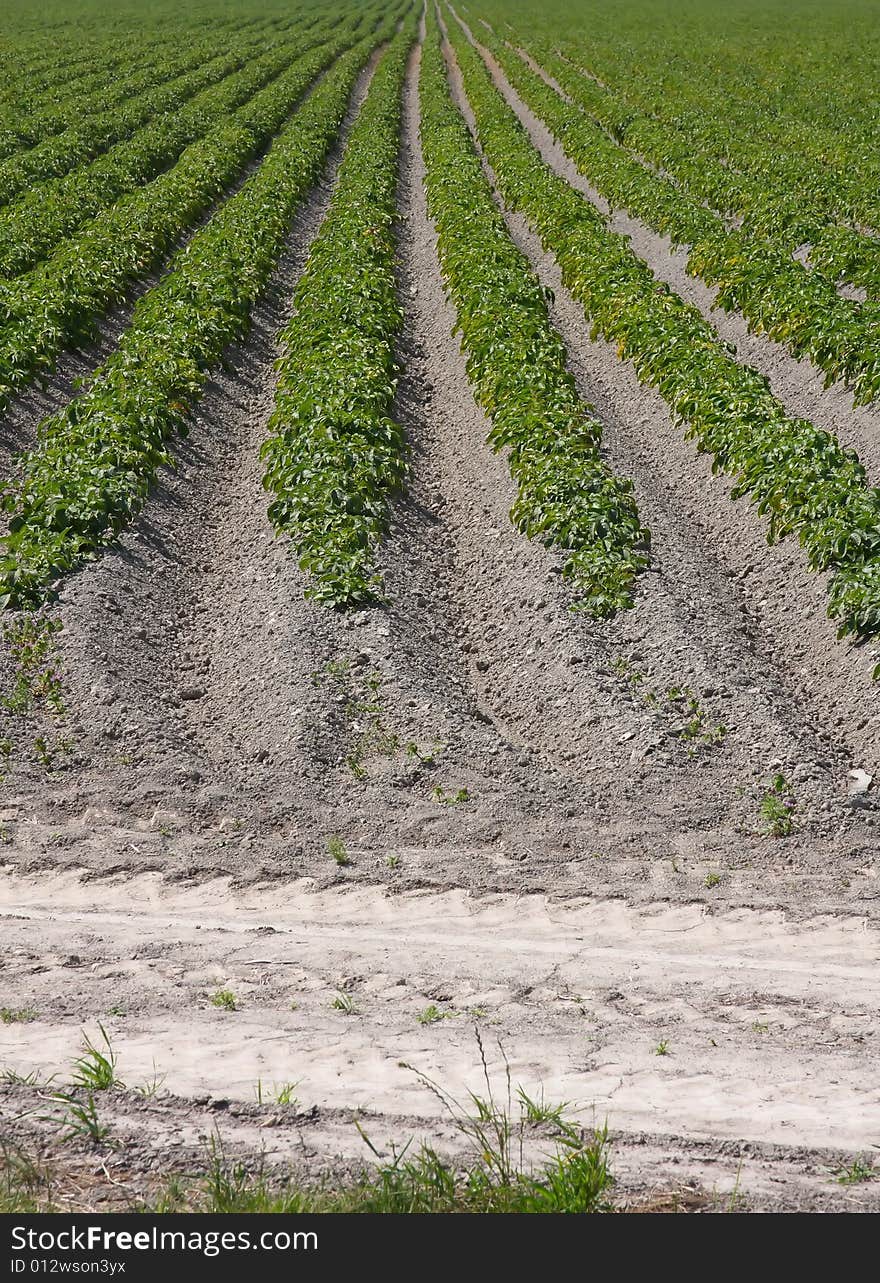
[1,868,879,1212]
[450,9,880,487]
[444,11,880,782]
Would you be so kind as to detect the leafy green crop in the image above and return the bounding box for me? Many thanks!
[443,7,880,640]
[419,7,648,616]
[0,8,406,606]
[0,20,380,414]
[261,19,417,606]
[472,24,880,406]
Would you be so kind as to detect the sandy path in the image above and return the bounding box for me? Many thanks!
[1,867,878,1210]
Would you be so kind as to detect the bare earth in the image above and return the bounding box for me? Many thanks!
[0,32,878,1212]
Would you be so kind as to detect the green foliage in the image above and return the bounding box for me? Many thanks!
[420,13,649,616]
[760,772,795,837]
[0,23,335,279]
[210,989,238,1011]
[262,23,416,606]
[71,1023,123,1091]
[0,15,403,605]
[442,12,880,641]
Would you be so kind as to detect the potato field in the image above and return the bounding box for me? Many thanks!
[0,0,878,1216]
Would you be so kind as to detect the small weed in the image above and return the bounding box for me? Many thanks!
[210,989,238,1012]
[654,1040,670,1056]
[71,1024,122,1091]
[0,1067,51,1087]
[405,741,442,767]
[0,1143,53,1212]
[0,1008,37,1025]
[517,1087,572,1126]
[431,785,470,805]
[326,835,351,867]
[760,773,795,837]
[752,1022,769,1034]
[2,616,65,719]
[835,1157,877,1185]
[106,1003,127,1019]
[331,992,358,1015]
[704,871,722,889]
[313,661,399,778]
[251,1080,299,1106]
[417,1004,454,1025]
[135,1062,166,1099]
[50,1091,109,1145]
[615,664,724,754]
[386,851,401,869]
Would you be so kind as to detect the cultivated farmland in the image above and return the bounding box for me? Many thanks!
[0,0,879,1213]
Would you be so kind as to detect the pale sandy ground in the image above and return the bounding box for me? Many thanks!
[1,867,879,1210]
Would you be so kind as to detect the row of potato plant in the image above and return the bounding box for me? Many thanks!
[467,21,880,406]
[499,32,880,301]
[0,25,370,412]
[0,39,277,208]
[0,14,290,155]
[262,22,417,606]
[420,9,649,616]
[442,9,880,643]
[0,19,398,607]
[0,25,331,280]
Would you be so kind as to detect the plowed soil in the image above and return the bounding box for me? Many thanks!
[1,26,878,1213]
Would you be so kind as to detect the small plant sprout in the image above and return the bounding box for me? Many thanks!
[210,989,238,1012]
[274,1082,299,1106]
[704,871,722,889]
[326,835,350,866]
[835,1157,877,1185]
[517,1087,572,1126]
[417,1004,449,1026]
[50,1092,109,1145]
[386,851,401,869]
[2,616,65,719]
[71,1024,122,1091]
[0,1008,37,1025]
[311,662,399,777]
[431,785,470,805]
[254,1078,298,1107]
[406,741,441,766]
[760,773,795,837]
[0,1067,50,1087]
[135,1062,166,1099]
[654,1040,670,1056]
[331,992,358,1015]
